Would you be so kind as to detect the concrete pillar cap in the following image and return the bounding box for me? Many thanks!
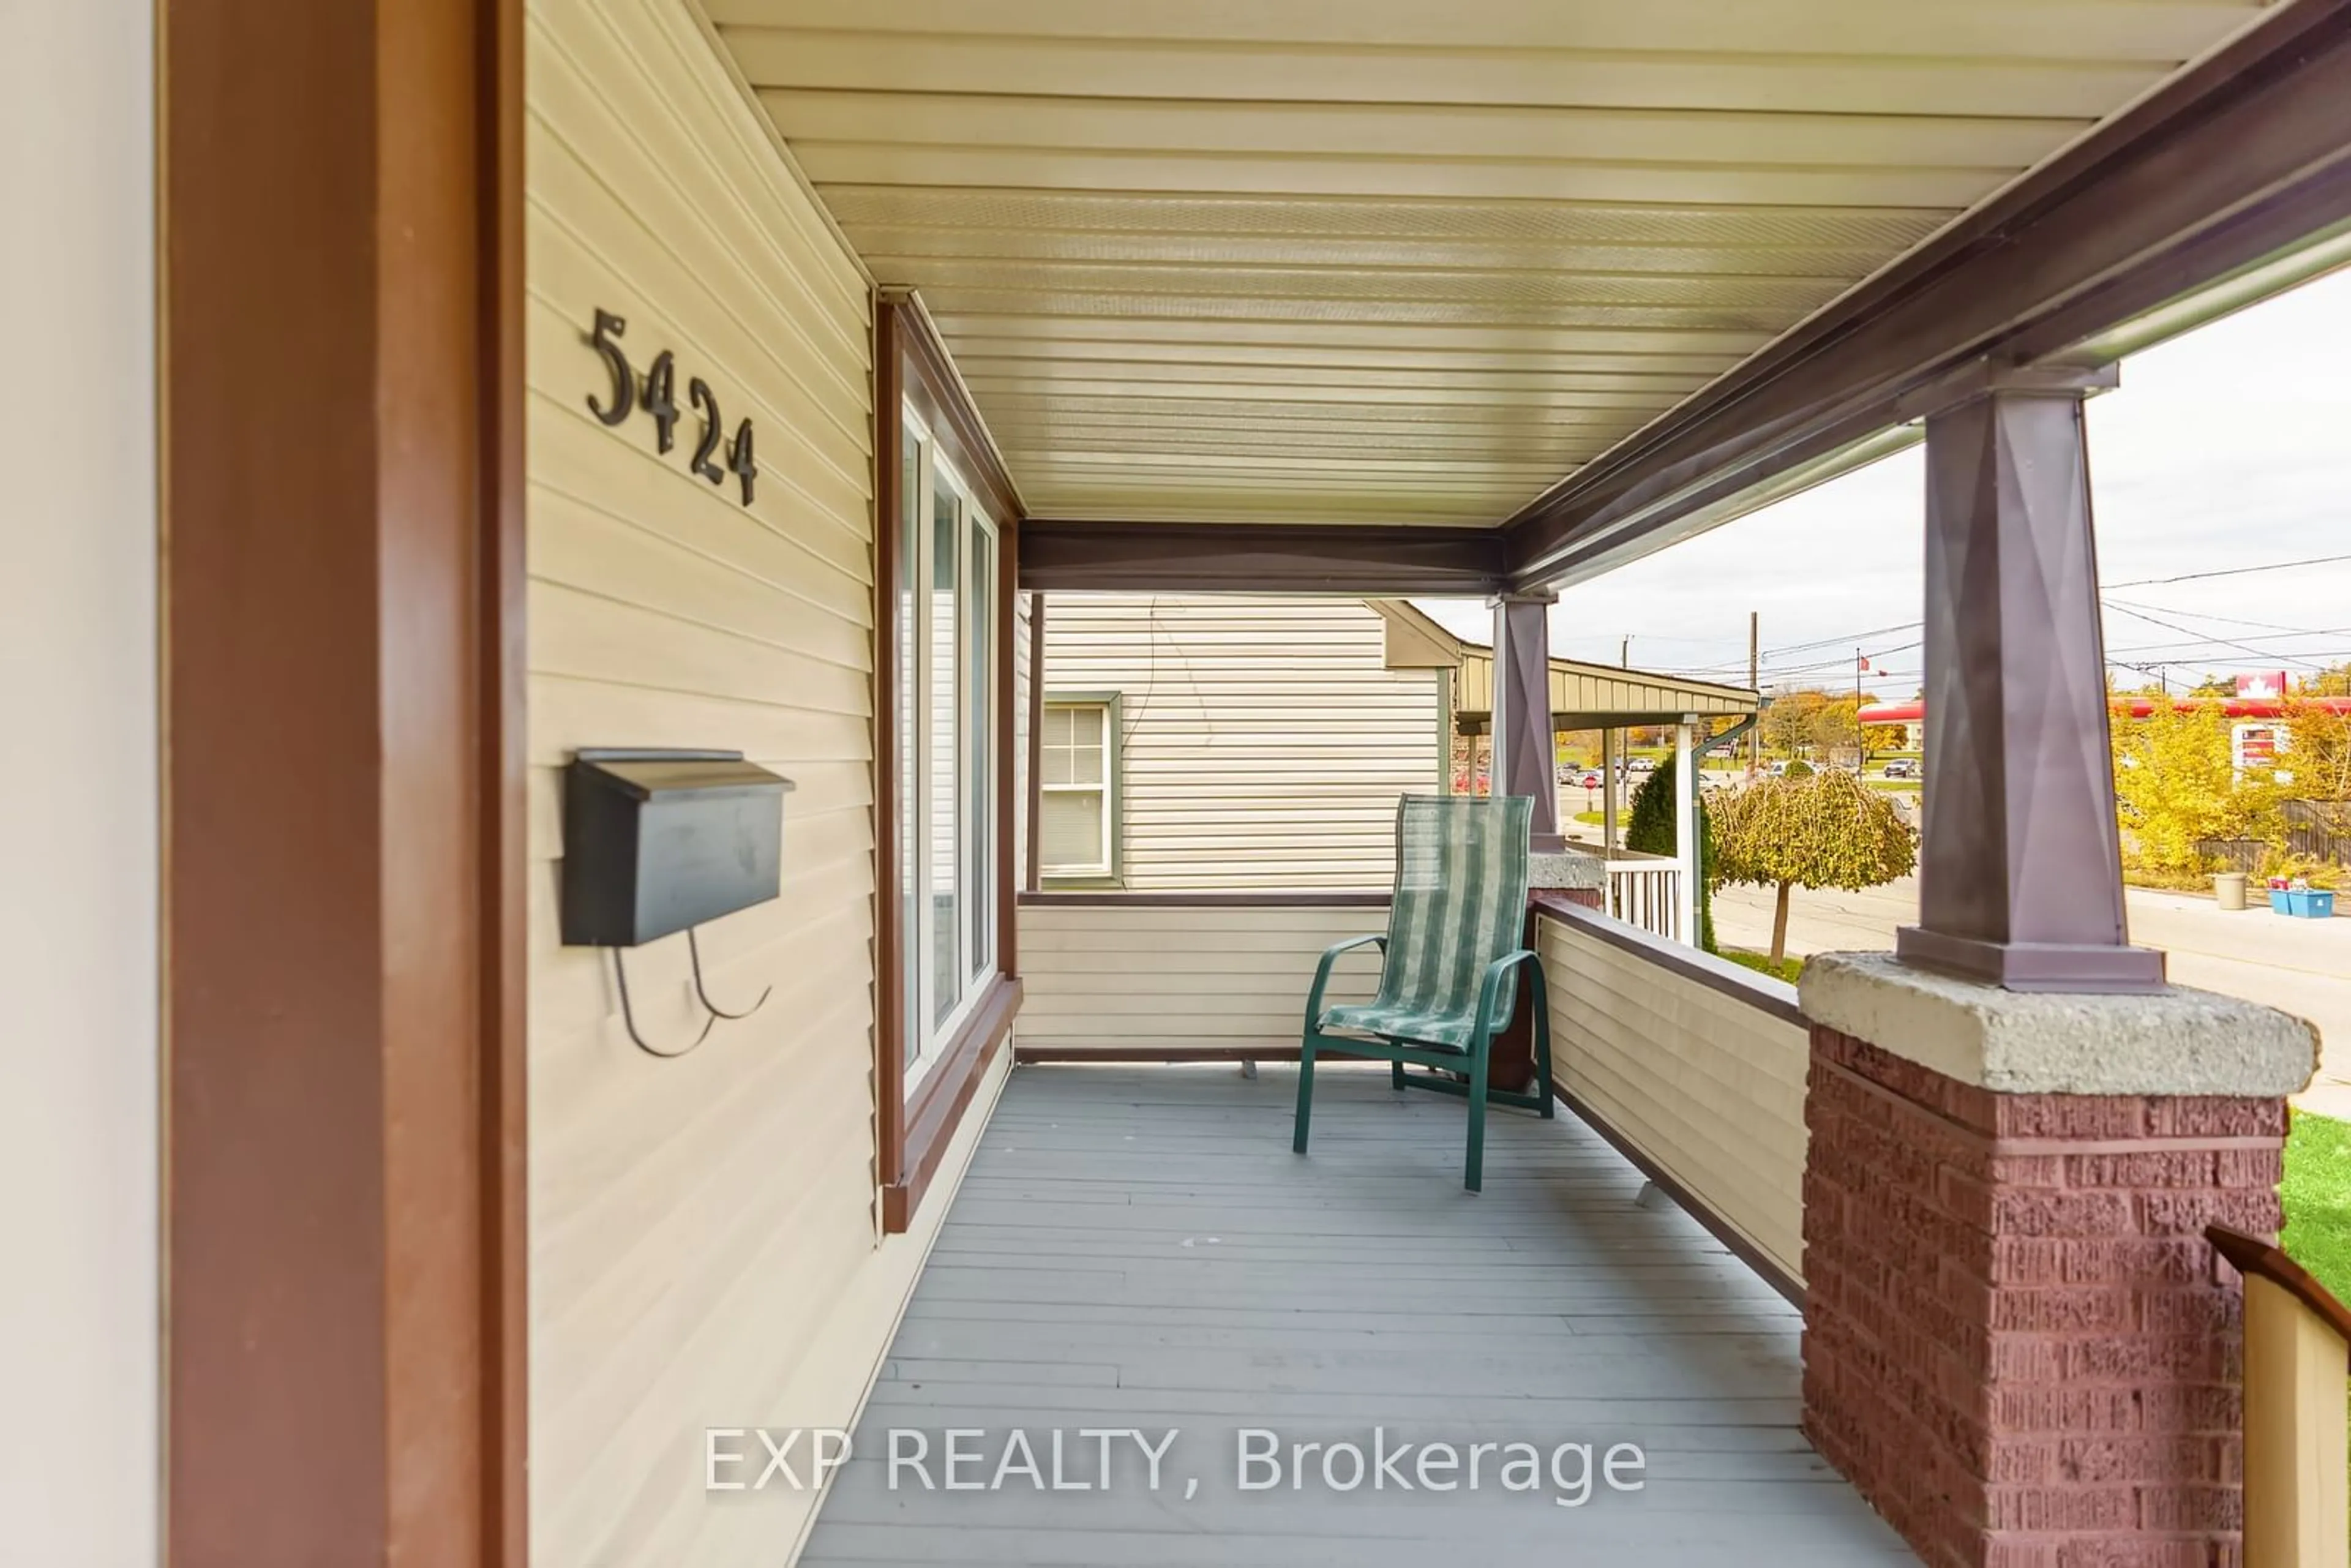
[1799,951,2317,1097]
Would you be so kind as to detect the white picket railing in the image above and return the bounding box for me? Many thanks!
[1603,851,1682,941]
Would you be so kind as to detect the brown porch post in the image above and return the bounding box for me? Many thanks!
[1490,590,1562,852]
[163,0,526,1562]
[1894,363,2164,992]
[1798,362,2318,1566]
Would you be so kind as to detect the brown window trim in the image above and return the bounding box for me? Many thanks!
[873,294,1026,1234]
[883,973,1024,1232]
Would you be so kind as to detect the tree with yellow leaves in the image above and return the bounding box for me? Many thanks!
[2110,702,2285,879]
[1712,768,1916,962]
[2284,698,2351,803]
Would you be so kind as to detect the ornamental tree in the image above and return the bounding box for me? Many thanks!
[1712,768,1916,962]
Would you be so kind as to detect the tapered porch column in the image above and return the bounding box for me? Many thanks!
[1798,362,2320,1567]
[1490,590,1563,852]
[1894,363,2164,991]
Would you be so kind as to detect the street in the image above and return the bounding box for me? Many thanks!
[1712,877,2351,1119]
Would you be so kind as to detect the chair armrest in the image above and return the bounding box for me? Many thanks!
[1304,934,1387,1026]
[1469,948,1546,1044]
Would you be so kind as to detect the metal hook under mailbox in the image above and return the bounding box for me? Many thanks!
[607,926,771,1058]
[610,942,715,1059]
[688,927,771,1021]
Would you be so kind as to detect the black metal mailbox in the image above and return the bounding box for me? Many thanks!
[561,748,794,948]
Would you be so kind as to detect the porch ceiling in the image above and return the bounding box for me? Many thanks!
[707,0,2273,529]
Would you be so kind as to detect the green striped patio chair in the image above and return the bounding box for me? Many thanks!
[1292,793,1553,1192]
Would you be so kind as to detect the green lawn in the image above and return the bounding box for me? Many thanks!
[1721,948,1804,983]
[2282,1109,2351,1305]
[2278,1108,2351,1531]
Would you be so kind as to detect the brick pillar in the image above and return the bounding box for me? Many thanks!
[1799,953,2317,1568]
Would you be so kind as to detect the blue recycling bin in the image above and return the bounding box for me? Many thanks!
[2267,888,2337,918]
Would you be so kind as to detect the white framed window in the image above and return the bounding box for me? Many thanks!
[896,407,998,1092]
[1039,697,1116,880]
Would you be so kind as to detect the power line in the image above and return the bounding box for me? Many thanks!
[2104,552,2351,589]
[2105,627,2351,657]
[1691,553,2351,671]
[2096,601,2338,670]
[2101,596,2348,635]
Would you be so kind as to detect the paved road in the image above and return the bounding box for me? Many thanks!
[1711,877,2351,1120]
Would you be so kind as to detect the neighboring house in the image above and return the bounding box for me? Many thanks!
[1037,595,1451,890]
[1035,593,1756,890]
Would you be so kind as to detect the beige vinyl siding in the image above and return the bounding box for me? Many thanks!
[1537,914,1807,1284]
[526,5,985,1564]
[1019,902,1387,1053]
[1040,595,1441,890]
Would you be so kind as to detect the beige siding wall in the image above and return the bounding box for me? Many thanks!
[1537,914,1809,1283]
[1020,902,1388,1053]
[1041,595,1442,890]
[0,6,159,1559]
[527,5,992,1562]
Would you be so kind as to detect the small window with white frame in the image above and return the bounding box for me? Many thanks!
[1040,696,1117,882]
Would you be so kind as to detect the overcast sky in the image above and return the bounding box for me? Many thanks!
[1414,264,2351,699]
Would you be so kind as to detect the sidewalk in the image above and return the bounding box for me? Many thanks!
[1711,878,2351,1121]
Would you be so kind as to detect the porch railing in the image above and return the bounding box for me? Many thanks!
[1534,896,1807,1296]
[2208,1226,2351,1566]
[1602,850,1682,941]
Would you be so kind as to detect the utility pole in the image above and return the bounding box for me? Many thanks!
[1620,634,1630,669]
[1749,611,1761,772]
[1854,647,1865,770]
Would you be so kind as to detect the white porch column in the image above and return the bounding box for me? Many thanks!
[1600,728,1618,853]
[1490,590,1563,852]
[1673,716,1697,946]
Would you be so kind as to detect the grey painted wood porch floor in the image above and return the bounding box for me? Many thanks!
[803,1065,1911,1566]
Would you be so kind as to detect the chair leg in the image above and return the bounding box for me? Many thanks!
[1390,1059,1406,1090]
[1464,1040,1489,1193]
[1293,1037,1317,1154]
[1534,1000,1556,1120]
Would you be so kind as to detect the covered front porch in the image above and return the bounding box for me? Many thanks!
[90,2,2351,1564]
[806,1064,1906,1565]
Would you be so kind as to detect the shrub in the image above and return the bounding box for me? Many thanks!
[1624,756,1716,952]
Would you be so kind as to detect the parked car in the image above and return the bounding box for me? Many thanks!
[1881,760,1919,779]
[1625,756,1657,773]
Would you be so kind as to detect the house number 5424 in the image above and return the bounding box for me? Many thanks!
[586,309,757,505]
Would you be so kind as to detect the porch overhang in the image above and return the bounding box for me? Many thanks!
[1365,602,1760,734]
[713,0,2351,598]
